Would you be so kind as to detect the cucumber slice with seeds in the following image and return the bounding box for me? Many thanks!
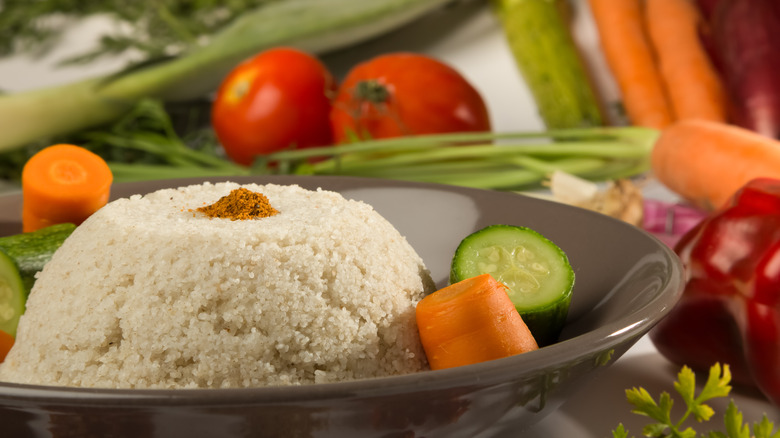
[450,224,574,346]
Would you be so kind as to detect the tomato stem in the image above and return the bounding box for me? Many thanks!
[353,80,390,103]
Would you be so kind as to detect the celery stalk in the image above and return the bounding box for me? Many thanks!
[0,0,451,152]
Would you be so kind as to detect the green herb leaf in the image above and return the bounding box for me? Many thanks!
[723,401,750,438]
[626,387,674,426]
[641,422,670,437]
[697,363,733,404]
[752,414,780,438]
[615,363,779,438]
[674,364,726,424]
[612,423,630,438]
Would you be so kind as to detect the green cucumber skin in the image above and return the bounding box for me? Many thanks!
[518,293,571,347]
[492,0,604,129]
[0,250,27,337]
[0,223,75,336]
[0,223,76,293]
[450,224,574,346]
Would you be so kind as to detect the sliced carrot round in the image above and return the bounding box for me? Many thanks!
[22,144,113,232]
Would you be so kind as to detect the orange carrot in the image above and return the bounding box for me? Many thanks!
[415,273,538,370]
[644,0,729,122]
[21,144,113,233]
[588,0,674,129]
[652,119,780,210]
[0,329,14,363]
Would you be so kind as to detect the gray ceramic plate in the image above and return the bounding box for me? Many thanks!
[0,175,684,438]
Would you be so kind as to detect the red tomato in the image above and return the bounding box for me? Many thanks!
[329,53,491,143]
[211,47,336,166]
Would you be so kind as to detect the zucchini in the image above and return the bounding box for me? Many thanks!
[491,0,604,129]
[450,224,574,346]
[0,223,76,293]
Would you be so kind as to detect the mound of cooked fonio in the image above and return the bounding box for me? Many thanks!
[0,182,435,388]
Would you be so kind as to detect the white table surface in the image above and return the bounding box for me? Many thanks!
[1,1,777,435]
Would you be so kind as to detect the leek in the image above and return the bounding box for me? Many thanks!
[0,0,452,152]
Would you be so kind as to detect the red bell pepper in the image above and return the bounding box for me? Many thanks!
[650,178,780,406]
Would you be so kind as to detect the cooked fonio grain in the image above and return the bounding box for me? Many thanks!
[0,182,435,389]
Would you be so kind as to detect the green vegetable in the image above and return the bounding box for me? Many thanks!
[0,223,76,337]
[614,363,780,438]
[491,0,604,129]
[0,100,657,187]
[259,126,658,191]
[449,224,574,346]
[0,251,28,338]
[0,0,452,152]
[0,223,76,293]
[0,0,275,64]
[0,98,249,184]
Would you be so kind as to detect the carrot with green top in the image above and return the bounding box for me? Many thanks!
[644,0,729,123]
[651,119,780,211]
[0,329,14,363]
[588,0,674,129]
[22,144,113,232]
[416,273,538,370]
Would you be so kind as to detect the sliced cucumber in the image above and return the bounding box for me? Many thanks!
[0,223,76,337]
[450,224,574,346]
[0,250,27,337]
[0,223,75,293]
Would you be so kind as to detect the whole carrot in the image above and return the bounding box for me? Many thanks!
[22,144,113,232]
[415,273,538,370]
[644,0,729,123]
[588,0,674,129]
[651,119,780,210]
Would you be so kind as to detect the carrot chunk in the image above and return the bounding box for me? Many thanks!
[416,273,538,370]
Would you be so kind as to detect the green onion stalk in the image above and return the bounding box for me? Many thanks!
[0,0,452,152]
[17,96,656,190]
[249,126,659,191]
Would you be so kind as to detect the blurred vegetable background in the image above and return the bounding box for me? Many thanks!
[3,0,780,245]
[0,0,453,151]
[5,0,779,244]
[0,0,641,192]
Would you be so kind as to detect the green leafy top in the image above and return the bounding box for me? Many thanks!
[0,0,275,64]
[613,363,779,438]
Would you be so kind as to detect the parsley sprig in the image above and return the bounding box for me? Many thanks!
[613,363,780,438]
